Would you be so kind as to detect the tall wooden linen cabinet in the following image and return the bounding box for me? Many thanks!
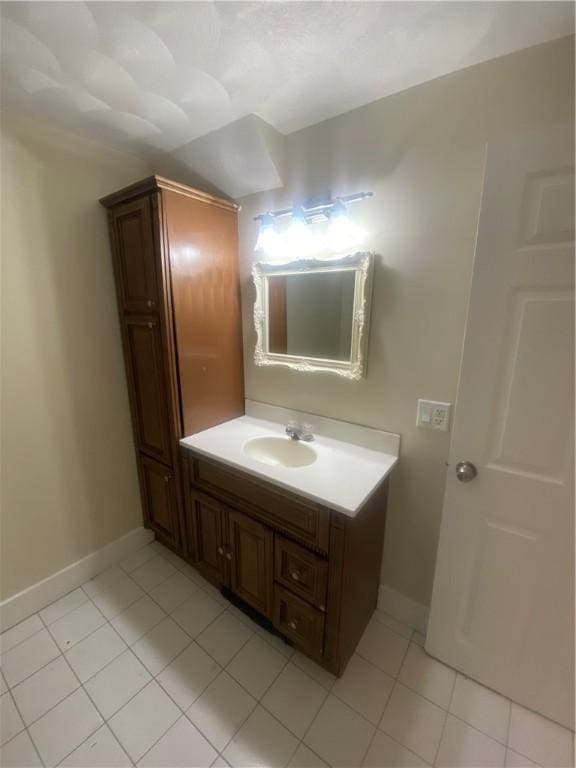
[100,176,244,553]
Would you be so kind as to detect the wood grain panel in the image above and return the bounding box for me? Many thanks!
[274,535,328,609]
[123,315,172,464]
[190,456,330,551]
[140,455,180,547]
[273,585,325,659]
[324,479,389,674]
[188,489,226,586]
[108,197,159,313]
[163,189,244,435]
[228,509,273,618]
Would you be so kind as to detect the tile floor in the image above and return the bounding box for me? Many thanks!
[1,540,573,768]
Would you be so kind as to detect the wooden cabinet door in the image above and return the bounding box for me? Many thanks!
[140,456,180,547]
[188,491,227,586]
[228,509,273,618]
[123,316,172,464]
[109,197,160,313]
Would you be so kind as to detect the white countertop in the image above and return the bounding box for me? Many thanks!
[180,415,398,517]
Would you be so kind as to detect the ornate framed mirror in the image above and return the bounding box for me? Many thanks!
[252,252,373,379]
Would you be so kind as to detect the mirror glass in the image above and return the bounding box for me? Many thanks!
[267,271,355,361]
[253,252,372,380]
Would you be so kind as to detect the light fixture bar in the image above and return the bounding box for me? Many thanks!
[253,191,372,222]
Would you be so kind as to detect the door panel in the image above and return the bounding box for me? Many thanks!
[228,509,273,618]
[124,316,172,464]
[427,128,574,727]
[189,491,226,586]
[110,197,160,313]
[140,456,179,547]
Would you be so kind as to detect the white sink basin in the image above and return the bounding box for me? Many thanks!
[243,436,317,468]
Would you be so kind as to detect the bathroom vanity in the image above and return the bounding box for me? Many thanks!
[180,414,398,675]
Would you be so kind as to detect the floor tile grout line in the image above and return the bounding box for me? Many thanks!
[216,636,291,751]
[2,686,27,750]
[188,634,293,759]
[291,679,331,754]
[130,612,268,765]
[505,697,514,749]
[431,672,458,767]
[81,644,155,723]
[90,593,256,762]
[54,723,135,768]
[355,677,397,767]
[21,613,95,768]
[441,709,514,749]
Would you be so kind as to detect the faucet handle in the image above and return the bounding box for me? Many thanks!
[300,423,314,442]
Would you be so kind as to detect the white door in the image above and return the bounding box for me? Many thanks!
[427,127,574,728]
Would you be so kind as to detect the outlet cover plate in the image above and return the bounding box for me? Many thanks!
[416,399,451,432]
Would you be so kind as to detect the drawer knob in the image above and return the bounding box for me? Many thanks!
[291,571,301,582]
[163,475,169,482]
[148,322,153,329]
[147,300,154,307]
[226,552,232,560]
[288,620,298,631]
[217,547,224,556]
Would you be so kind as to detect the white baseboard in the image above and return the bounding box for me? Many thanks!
[378,583,430,635]
[0,526,154,631]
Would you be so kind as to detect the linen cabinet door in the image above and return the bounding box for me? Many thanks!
[228,509,273,618]
[109,196,160,313]
[140,456,180,547]
[123,316,172,465]
[188,491,227,586]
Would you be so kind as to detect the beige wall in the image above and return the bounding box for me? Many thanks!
[1,117,151,600]
[239,37,575,609]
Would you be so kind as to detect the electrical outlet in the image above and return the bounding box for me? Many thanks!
[416,399,451,432]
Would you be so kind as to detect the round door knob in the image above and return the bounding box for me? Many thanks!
[217,547,224,556]
[288,620,298,630]
[291,571,301,582]
[226,552,232,560]
[147,300,154,307]
[456,461,477,483]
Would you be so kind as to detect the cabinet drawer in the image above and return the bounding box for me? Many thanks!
[275,535,328,610]
[189,456,329,551]
[273,585,325,659]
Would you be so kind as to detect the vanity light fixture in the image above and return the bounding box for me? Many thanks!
[284,205,319,257]
[254,212,280,255]
[326,199,365,252]
[253,191,372,259]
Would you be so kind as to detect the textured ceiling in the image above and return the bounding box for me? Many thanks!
[1,1,573,196]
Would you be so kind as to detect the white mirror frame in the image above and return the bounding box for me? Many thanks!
[252,252,373,380]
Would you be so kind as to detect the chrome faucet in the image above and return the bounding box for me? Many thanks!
[285,421,314,442]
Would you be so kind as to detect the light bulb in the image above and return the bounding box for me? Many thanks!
[285,206,317,257]
[326,200,365,252]
[255,213,277,253]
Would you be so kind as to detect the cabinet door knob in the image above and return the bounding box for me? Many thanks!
[217,547,224,556]
[147,299,154,307]
[291,571,301,582]
[163,475,169,482]
[226,552,232,560]
[288,620,298,631]
[147,322,153,329]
